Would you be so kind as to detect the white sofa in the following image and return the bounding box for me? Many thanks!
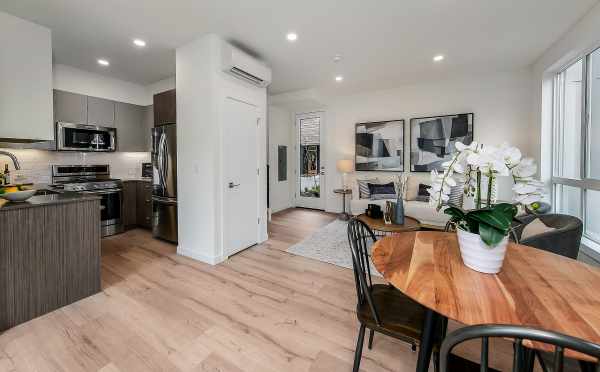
[349,175,449,229]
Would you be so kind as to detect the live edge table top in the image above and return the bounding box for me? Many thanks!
[371,231,600,361]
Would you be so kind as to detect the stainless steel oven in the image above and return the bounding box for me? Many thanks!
[51,164,124,237]
[82,188,123,236]
[56,122,116,152]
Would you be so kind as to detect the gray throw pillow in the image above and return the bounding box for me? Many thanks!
[357,178,377,199]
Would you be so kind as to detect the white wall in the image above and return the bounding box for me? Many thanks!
[271,68,534,214]
[176,34,268,265]
[54,65,176,106]
[268,105,294,212]
[146,77,176,97]
[53,64,150,105]
[0,11,53,141]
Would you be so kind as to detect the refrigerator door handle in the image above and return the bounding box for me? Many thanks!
[162,133,169,190]
[157,132,167,191]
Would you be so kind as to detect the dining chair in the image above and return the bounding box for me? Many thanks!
[512,214,583,259]
[347,218,443,372]
[440,324,600,372]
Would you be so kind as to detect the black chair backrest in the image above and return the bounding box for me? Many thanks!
[347,218,381,326]
[440,324,600,372]
[514,214,583,259]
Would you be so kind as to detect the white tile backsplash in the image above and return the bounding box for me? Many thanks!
[0,149,150,184]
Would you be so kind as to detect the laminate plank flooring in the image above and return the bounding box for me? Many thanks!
[0,208,523,371]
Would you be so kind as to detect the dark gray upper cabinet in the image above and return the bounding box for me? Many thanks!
[87,96,115,127]
[53,90,87,125]
[115,102,145,152]
[143,105,154,152]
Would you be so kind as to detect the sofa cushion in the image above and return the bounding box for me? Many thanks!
[405,176,421,201]
[350,198,450,228]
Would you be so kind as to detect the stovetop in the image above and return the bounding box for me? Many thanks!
[51,164,122,192]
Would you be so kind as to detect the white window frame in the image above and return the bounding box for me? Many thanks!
[552,49,600,246]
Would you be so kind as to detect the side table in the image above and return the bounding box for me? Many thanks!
[333,188,352,220]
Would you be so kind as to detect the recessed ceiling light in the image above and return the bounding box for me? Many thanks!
[333,54,342,63]
[97,59,110,66]
[133,39,146,47]
[335,75,344,82]
[286,32,298,42]
[433,55,445,62]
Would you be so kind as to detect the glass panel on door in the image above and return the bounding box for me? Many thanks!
[297,113,324,210]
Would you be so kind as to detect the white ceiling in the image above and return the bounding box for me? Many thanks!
[1,0,597,94]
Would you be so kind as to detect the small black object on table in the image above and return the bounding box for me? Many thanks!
[333,188,352,220]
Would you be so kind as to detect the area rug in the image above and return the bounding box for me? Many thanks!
[286,219,381,276]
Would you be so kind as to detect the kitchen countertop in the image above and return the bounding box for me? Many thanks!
[0,192,101,211]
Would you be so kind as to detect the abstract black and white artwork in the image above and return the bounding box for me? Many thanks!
[355,120,404,172]
[410,113,473,172]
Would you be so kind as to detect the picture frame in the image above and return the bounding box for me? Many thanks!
[355,119,405,172]
[409,113,474,172]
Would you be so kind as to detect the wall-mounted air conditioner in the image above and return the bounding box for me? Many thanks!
[221,42,272,88]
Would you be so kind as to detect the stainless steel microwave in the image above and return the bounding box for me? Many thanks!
[56,122,116,152]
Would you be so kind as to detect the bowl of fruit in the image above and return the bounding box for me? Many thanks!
[0,185,37,202]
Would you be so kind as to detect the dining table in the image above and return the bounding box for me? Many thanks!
[371,231,600,372]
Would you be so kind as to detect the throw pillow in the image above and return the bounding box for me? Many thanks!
[416,183,430,202]
[368,182,397,200]
[446,184,464,207]
[521,218,557,240]
[357,178,378,199]
[405,176,420,201]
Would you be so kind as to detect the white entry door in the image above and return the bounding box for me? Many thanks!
[296,112,325,210]
[223,97,259,257]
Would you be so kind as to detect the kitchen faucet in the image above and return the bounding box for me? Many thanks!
[0,150,21,170]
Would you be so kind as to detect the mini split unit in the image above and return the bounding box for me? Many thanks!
[221,42,272,88]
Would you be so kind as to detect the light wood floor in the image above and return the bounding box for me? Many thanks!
[0,208,516,372]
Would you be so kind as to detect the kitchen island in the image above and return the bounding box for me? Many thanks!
[0,192,102,331]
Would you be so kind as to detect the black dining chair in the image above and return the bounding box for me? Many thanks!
[440,324,600,372]
[512,214,583,259]
[347,218,443,372]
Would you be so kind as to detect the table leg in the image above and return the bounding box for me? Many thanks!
[416,309,440,372]
[340,193,350,220]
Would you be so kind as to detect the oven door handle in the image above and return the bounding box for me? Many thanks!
[82,189,123,195]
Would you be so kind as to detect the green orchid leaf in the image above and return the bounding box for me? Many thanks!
[468,209,511,233]
[444,207,466,222]
[478,222,506,247]
[493,203,518,222]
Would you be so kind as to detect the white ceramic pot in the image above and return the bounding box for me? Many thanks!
[456,228,508,274]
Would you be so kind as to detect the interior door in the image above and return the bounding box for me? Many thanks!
[296,112,325,210]
[223,98,259,257]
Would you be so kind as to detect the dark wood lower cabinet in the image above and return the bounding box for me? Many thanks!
[0,198,101,331]
[122,180,153,230]
[137,181,153,229]
[122,181,138,228]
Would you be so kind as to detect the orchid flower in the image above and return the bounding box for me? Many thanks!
[427,141,545,211]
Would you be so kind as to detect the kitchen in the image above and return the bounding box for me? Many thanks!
[0,11,179,331]
[0,7,271,339]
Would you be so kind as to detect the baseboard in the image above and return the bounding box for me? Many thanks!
[177,245,225,265]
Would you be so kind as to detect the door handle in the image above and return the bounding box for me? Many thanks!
[228,182,240,189]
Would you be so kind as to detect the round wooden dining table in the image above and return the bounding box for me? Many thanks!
[371,231,600,372]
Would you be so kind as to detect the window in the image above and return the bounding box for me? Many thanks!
[553,48,600,246]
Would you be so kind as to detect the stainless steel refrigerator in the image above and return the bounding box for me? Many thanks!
[152,124,178,243]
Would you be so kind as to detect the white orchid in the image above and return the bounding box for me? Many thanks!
[428,141,545,211]
[513,157,537,179]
